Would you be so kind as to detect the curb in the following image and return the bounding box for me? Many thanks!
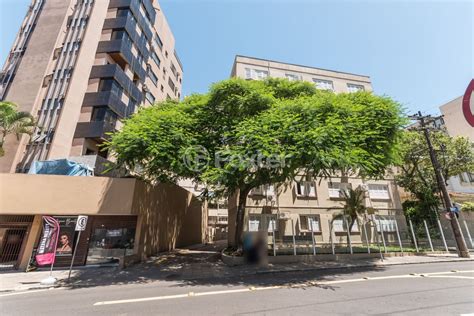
[253,257,474,275]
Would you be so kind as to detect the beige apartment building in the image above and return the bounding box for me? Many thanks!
[227,56,405,248]
[0,0,183,173]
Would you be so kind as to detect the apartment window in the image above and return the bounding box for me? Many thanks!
[460,172,474,183]
[98,79,122,97]
[168,77,176,92]
[248,215,277,232]
[245,68,268,80]
[299,215,320,232]
[313,79,334,91]
[151,52,161,68]
[148,68,158,86]
[285,73,301,81]
[295,181,316,198]
[375,217,397,232]
[332,218,359,232]
[117,9,130,17]
[251,185,275,197]
[368,184,390,200]
[347,83,365,93]
[145,91,155,105]
[154,35,163,50]
[328,182,351,198]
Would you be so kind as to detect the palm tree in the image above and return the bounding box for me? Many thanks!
[331,187,367,246]
[0,101,35,157]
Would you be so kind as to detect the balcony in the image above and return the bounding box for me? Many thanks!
[82,91,132,118]
[90,64,142,103]
[74,120,116,140]
[103,14,149,60]
[109,0,153,40]
[97,40,146,82]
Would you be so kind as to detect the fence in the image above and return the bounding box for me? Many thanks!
[244,211,474,257]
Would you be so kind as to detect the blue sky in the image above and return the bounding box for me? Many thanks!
[1,0,472,115]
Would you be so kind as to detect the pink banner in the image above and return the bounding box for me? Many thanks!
[35,216,60,266]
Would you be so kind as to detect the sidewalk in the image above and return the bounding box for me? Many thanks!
[1,250,473,293]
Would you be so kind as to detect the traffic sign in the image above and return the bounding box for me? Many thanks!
[75,215,88,231]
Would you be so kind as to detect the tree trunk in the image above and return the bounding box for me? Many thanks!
[234,187,250,249]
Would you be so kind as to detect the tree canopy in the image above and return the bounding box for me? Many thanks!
[106,78,405,246]
[0,101,35,157]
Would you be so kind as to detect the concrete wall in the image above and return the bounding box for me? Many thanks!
[133,181,206,258]
[0,174,206,263]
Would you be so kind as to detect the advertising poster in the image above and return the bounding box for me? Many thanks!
[35,216,60,266]
[55,217,77,257]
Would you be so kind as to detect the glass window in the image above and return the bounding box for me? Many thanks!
[347,83,365,93]
[300,215,320,232]
[145,91,155,105]
[98,79,122,97]
[154,35,163,50]
[313,79,334,91]
[285,73,300,81]
[368,184,390,200]
[116,9,129,17]
[295,181,316,198]
[245,68,268,80]
[148,68,158,86]
[332,218,359,232]
[151,52,161,68]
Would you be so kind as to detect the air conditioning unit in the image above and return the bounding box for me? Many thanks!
[359,184,369,191]
[279,212,291,220]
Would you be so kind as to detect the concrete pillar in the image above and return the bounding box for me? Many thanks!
[18,215,43,271]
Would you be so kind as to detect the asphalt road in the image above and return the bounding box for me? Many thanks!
[1,261,473,316]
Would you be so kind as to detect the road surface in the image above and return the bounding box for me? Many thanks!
[1,261,473,315]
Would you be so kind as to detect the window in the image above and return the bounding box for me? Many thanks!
[313,79,334,91]
[98,79,122,97]
[248,214,277,232]
[328,182,351,198]
[460,172,474,183]
[250,185,275,197]
[299,215,320,232]
[153,35,163,50]
[145,91,155,105]
[347,83,365,93]
[245,68,268,80]
[168,77,176,92]
[332,218,359,232]
[150,52,161,68]
[368,184,390,200]
[295,181,316,198]
[148,68,158,86]
[375,217,397,232]
[116,9,129,17]
[285,73,301,81]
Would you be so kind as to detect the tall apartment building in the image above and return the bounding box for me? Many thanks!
[0,0,183,173]
[228,56,405,247]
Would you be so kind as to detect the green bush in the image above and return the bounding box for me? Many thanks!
[461,202,474,212]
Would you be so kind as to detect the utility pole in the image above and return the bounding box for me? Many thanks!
[411,112,469,258]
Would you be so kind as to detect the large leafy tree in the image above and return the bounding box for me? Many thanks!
[106,78,404,247]
[396,130,474,212]
[0,101,35,157]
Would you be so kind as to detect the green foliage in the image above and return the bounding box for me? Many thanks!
[0,101,35,157]
[106,77,405,245]
[461,202,474,212]
[332,187,367,233]
[396,130,474,216]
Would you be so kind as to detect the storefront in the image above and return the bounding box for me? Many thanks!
[1,174,207,271]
